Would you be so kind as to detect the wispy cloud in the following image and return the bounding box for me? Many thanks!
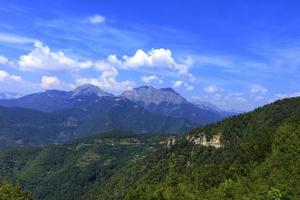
[0,32,36,44]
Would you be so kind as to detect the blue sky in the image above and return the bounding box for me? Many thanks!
[0,0,300,110]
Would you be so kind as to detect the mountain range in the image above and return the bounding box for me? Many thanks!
[0,84,234,147]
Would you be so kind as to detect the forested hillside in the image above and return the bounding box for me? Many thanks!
[0,179,33,200]
[0,131,169,200]
[89,97,300,200]
[0,97,299,199]
[0,98,192,147]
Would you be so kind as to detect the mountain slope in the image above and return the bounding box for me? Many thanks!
[0,84,113,112]
[121,86,224,124]
[121,86,188,105]
[0,97,299,199]
[0,106,72,147]
[0,90,72,112]
[0,131,169,200]
[192,100,239,118]
[71,84,114,98]
[0,85,229,127]
[89,96,300,200]
[58,96,193,136]
[0,97,192,147]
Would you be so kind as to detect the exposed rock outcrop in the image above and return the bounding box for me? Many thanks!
[166,137,176,148]
[186,133,223,148]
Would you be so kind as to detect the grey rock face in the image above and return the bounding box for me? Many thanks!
[120,86,187,105]
[71,84,114,98]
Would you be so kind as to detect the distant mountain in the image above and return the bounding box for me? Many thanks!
[0,85,228,125]
[121,86,187,105]
[121,86,224,125]
[0,106,70,147]
[192,100,221,111]
[71,84,114,98]
[0,92,22,99]
[0,90,72,112]
[56,96,193,136]
[0,84,231,147]
[0,96,192,147]
[0,84,113,112]
[192,100,238,117]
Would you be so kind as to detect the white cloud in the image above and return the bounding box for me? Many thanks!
[0,70,21,82]
[40,75,61,88]
[141,75,163,84]
[98,48,194,80]
[0,32,36,44]
[0,70,9,81]
[10,75,22,81]
[204,85,218,93]
[172,80,194,91]
[18,41,93,71]
[76,67,134,91]
[251,84,268,94]
[15,42,195,92]
[89,14,106,24]
[0,55,8,64]
[173,80,183,87]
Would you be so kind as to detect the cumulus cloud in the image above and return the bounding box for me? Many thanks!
[172,80,194,91]
[97,48,194,80]
[204,85,218,93]
[0,55,8,64]
[18,41,93,71]
[141,75,163,84]
[76,67,134,91]
[16,42,195,91]
[89,14,106,24]
[251,84,268,94]
[0,70,21,82]
[40,75,61,88]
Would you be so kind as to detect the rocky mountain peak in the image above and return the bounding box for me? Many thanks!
[72,84,114,98]
[120,85,187,105]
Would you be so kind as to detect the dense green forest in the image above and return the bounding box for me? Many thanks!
[0,101,192,147]
[0,179,33,200]
[90,97,300,200]
[0,97,300,199]
[0,131,169,200]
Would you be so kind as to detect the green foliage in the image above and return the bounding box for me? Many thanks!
[0,98,193,147]
[1,97,300,199]
[0,180,33,200]
[0,131,169,200]
[89,97,300,200]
